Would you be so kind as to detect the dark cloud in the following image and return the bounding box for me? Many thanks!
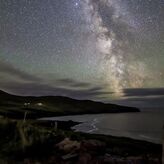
[0,61,40,82]
[56,78,91,88]
[2,80,112,101]
[2,60,163,108]
[114,95,164,109]
[111,88,164,109]
[0,62,112,100]
[123,88,164,97]
[1,60,164,108]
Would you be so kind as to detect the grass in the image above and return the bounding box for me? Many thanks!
[0,118,162,163]
[0,91,161,163]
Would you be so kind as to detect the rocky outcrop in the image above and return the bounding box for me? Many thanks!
[55,138,161,164]
[56,137,80,154]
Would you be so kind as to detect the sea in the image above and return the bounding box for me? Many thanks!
[40,110,164,144]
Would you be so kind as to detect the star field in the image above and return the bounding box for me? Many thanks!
[0,0,164,106]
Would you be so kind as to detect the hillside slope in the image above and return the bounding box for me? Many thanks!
[0,90,140,119]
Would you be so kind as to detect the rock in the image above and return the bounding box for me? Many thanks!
[62,153,78,160]
[77,152,92,164]
[80,139,106,153]
[56,138,80,153]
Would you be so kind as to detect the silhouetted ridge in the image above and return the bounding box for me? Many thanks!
[0,90,140,119]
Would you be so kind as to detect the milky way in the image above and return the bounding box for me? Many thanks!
[81,0,163,93]
[0,0,164,106]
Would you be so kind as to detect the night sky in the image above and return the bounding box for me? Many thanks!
[0,0,164,108]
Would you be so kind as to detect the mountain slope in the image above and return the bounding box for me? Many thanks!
[0,90,140,119]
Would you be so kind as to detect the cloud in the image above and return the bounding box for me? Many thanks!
[0,61,40,82]
[2,80,112,100]
[123,88,164,97]
[112,88,164,108]
[114,95,164,109]
[1,61,163,108]
[0,61,113,100]
[55,78,91,88]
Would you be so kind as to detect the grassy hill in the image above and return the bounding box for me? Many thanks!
[0,91,162,163]
[0,90,140,119]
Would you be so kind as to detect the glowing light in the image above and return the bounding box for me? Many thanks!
[36,103,44,106]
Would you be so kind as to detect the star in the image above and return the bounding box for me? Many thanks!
[0,0,163,104]
[75,2,79,7]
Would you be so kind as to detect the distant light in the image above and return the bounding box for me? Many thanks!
[24,102,30,106]
[36,103,43,106]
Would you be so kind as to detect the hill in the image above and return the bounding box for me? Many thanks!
[0,90,140,119]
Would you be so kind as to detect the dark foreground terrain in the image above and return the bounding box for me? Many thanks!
[0,118,162,164]
[0,90,162,163]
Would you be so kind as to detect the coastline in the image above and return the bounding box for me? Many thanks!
[0,91,162,163]
[39,111,163,144]
[0,118,162,163]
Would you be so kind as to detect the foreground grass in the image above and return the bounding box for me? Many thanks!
[0,91,161,163]
[0,118,162,163]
